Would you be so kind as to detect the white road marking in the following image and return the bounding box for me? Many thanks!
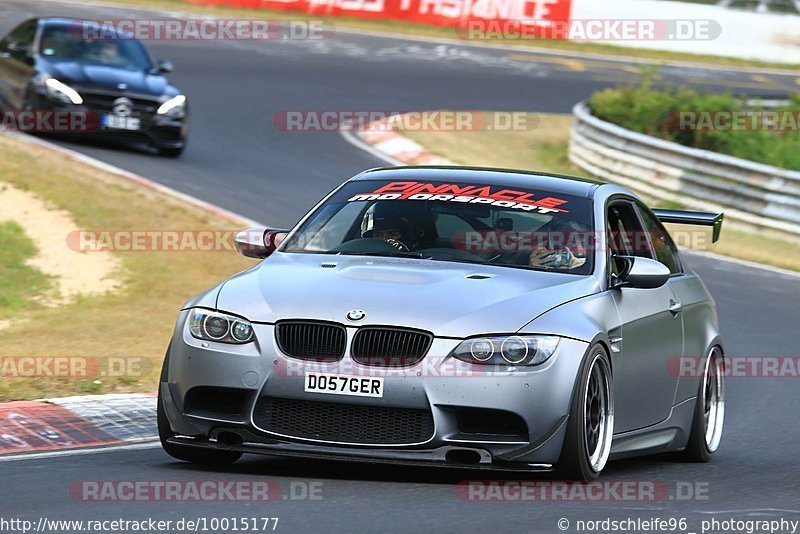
[684,250,800,279]
[0,440,161,463]
[340,129,403,166]
[27,0,799,76]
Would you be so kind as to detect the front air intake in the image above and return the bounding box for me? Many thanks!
[255,397,434,444]
[351,327,433,367]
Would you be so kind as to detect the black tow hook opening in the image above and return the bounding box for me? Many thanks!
[445,449,483,465]
[216,432,244,447]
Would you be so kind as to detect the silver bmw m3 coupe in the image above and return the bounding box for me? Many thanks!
[158,166,726,480]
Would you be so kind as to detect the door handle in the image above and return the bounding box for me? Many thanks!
[669,300,684,315]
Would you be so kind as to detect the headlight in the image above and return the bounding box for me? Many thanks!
[451,335,560,366]
[157,94,186,117]
[188,309,254,344]
[45,78,83,105]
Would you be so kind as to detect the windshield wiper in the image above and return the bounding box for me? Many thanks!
[337,251,429,259]
[295,250,569,272]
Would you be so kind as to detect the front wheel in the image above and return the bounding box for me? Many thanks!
[680,346,725,462]
[22,85,36,112]
[558,345,614,480]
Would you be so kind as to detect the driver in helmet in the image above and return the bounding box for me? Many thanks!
[529,218,591,270]
[95,40,123,65]
[361,202,426,251]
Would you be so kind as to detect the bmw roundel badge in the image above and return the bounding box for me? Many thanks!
[346,309,366,321]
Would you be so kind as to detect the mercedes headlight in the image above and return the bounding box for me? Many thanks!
[451,335,560,366]
[188,309,254,344]
[44,77,83,105]
[157,94,186,117]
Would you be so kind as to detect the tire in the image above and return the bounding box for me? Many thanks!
[680,346,724,462]
[157,145,185,158]
[558,345,615,480]
[157,349,242,465]
[22,86,36,112]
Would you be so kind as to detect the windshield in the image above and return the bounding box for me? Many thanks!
[38,26,153,71]
[282,179,595,274]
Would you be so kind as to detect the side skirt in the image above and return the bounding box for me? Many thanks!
[609,396,696,460]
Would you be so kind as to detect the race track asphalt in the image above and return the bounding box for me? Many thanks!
[1,1,799,532]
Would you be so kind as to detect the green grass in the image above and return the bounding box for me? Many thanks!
[88,0,800,70]
[0,134,251,401]
[0,220,51,313]
[395,112,575,173]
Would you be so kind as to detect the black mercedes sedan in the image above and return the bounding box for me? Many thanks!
[0,17,187,157]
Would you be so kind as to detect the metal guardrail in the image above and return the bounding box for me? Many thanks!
[568,101,800,237]
[716,0,800,14]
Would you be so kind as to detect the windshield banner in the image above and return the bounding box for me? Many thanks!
[346,181,571,214]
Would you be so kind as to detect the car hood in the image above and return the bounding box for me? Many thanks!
[215,253,600,338]
[44,60,171,96]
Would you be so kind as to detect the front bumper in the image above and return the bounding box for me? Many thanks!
[161,310,590,470]
[32,92,187,149]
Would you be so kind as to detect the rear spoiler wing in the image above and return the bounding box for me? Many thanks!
[652,209,724,243]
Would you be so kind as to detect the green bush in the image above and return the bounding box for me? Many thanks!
[588,79,800,171]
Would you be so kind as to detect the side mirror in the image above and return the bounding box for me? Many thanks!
[612,256,671,289]
[234,227,289,259]
[8,42,32,58]
[156,59,173,73]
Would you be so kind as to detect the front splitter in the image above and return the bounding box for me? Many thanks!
[166,436,554,472]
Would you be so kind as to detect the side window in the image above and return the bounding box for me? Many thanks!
[298,202,366,251]
[637,205,682,274]
[8,21,37,56]
[606,202,654,260]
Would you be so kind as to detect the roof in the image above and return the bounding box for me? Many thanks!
[36,18,82,26]
[352,166,606,198]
